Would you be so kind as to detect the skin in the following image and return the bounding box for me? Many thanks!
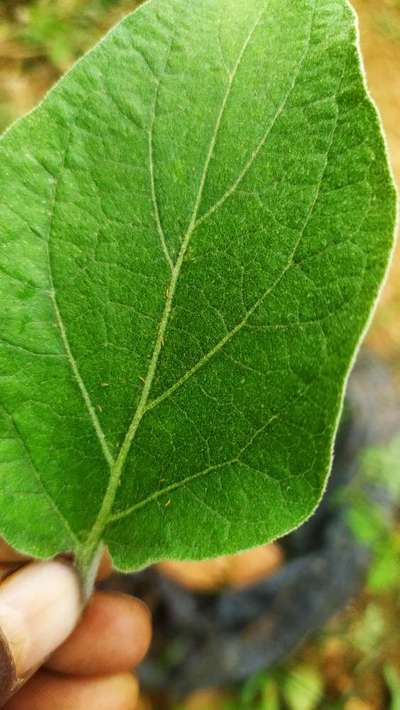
[0,542,152,710]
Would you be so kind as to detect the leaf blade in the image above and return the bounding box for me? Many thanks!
[0,0,396,572]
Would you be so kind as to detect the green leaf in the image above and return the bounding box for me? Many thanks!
[368,537,400,592]
[384,664,400,710]
[0,0,396,580]
[362,436,400,501]
[260,677,281,710]
[352,603,386,656]
[282,664,323,710]
[240,671,280,709]
[346,437,400,592]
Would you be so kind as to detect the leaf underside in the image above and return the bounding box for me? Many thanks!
[0,0,396,573]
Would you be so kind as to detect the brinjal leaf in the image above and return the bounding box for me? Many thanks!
[0,0,396,581]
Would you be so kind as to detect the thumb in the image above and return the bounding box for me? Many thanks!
[0,560,82,705]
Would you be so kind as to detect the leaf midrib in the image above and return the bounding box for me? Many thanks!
[82,6,271,557]
[113,2,359,530]
[48,3,316,561]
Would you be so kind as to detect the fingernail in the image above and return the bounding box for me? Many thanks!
[0,560,82,699]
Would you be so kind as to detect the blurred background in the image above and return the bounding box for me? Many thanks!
[0,1,399,708]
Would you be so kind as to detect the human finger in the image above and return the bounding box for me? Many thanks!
[0,561,81,703]
[4,671,139,710]
[0,540,111,583]
[46,592,151,676]
[0,542,28,565]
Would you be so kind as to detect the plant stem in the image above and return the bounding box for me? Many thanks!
[75,542,104,601]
